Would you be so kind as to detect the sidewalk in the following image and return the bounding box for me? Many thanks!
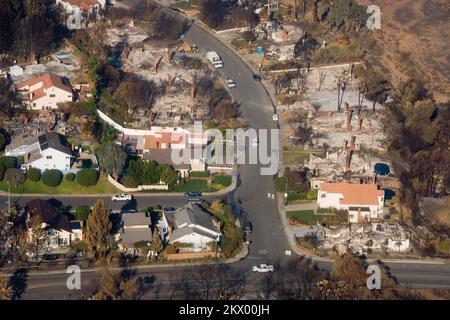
[0,175,238,198]
[1,243,249,277]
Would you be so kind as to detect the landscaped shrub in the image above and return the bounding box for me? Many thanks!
[0,156,17,169]
[4,168,25,186]
[65,172,76,181]
[26,168,41,181]
[42,169,63,187]
[122,175,139,188]
[16,156,24,166]
[76,168,98,186]
[190,171,210,178]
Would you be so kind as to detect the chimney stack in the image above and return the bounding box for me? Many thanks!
[345,151,352,173]
[350,135,356,150]
[358,117,363,131]
[346,109,353,131]
[372,172,377,184]
[344,139,348,150]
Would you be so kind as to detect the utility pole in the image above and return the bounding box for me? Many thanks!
[7,181,10,214]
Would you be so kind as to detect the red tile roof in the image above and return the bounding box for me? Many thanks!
[320,183,384,206]
[15,72,72,94]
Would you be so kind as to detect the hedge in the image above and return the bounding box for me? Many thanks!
[27,168,41,181]
[65,172,76,181]
[42,169,63,187]
[122,175,139,188]
[190,171,210,178]
[76,168,98,186]
[75,205,90,222]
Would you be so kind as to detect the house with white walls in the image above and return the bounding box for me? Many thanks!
[25,199,83,251]
[15,72,73,110]
[6,132,73,173]
[163,203,221,252]
[317,183,385,223]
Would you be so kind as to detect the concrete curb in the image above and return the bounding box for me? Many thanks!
[0,175,238,198]
[3,243,249,277]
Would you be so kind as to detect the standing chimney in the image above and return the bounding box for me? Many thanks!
[345,151,352,173]
[344,139,348,150]
[346,109,353,131]
[350,136,356,150]
[358,117,363,131]
[372,172,377,184]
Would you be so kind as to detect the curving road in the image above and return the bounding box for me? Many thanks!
[6,2,450,299]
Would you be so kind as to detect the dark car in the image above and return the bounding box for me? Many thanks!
[243,221,253,234]
[185,192,202,198]
[252,74,262,81]
[188,198,205,205]
[164,207,176,212]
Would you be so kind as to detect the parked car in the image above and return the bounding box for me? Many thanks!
[112,194,132,201]
[243,221,252,234]
[252,264,274,273]
[164,207,176,212]
[188,198,205,205]
[253,74,262,81]
[185,192,202,198]
[226,78,236,88]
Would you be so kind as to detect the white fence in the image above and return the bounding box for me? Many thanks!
[108,175,169,192]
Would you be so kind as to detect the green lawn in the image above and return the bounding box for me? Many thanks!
[212,175,232,187]
[287,210,320,225]
[0,174,119,195]
[283,151,311,166]
[172,175,232,193]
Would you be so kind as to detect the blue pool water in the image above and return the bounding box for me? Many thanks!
[374,163,390,176]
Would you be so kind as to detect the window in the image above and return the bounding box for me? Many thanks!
[46,156,52,159]
[49,94,56,98]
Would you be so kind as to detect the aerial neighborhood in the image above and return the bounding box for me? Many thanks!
[0,0,448,302]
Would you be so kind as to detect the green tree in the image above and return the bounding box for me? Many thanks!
[0,132,7,151]
[41,169,63,187]
[142,161,159,185]
[86,200,112,258]
[122,176,139,188]
[150,229,164,256]
[100,123,118,144]
[65,172,75,181]
[90,269,144,300]
[127,159,145,185]
[200,0,229,28]
[0,156,16,169]
[76,168,98,186]
[0,78,23,120]
[75,205,91,222]
[26,168,41,182]
[96,142,126,179]
[158,164,177,185]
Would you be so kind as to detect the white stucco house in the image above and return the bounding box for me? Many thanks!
[15,72,73,110]
[164,203,221,252]
[317,183,385,223]
[6,132,73,173]
[25,199,83,251]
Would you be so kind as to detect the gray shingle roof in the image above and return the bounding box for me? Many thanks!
[171,226,217,242]
[38,132,72,155]
[121,228,152,249]
[174,203,219,233]
[122,212,151,227]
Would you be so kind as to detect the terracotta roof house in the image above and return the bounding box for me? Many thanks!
[56,0,106,13]
[25,199,83,249]
[15,72,73,110]
[317,183,385,223]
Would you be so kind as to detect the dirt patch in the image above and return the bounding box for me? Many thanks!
[356,0,450,102]
[420,196,450,227]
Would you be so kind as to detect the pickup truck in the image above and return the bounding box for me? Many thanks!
[252,264,275,273]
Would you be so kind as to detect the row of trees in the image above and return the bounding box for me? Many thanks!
[125,158,177,187]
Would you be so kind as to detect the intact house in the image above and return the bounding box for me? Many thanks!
[162,203,221,252]
[15,72,73,110]
[56,0,106,14]
[5,132,74,173]
[317,183,385,223]
[25,199,83,251]
[118,212,152,255]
